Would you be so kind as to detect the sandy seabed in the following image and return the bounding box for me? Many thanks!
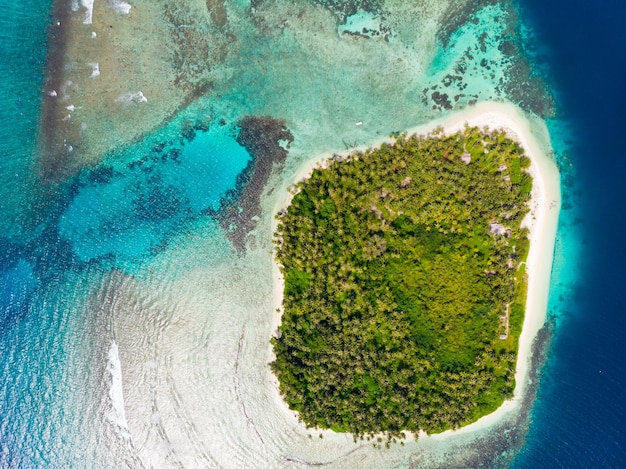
[110,102,560,468]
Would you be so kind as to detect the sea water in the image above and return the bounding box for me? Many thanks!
[58,123,250,267]
[1,0,621,467]
[0,0,50,242]
[511,0,626,467]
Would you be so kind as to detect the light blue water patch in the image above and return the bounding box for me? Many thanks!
[134,217,234,283]
[162,128,251,213]
[58,126,250,265]
[58,180,170,261]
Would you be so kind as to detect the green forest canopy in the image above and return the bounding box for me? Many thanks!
[271,126,532,442]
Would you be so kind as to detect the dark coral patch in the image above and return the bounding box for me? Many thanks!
[214,116,294,251]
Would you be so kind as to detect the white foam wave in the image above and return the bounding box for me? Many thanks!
[81,0,94,25]
[89,62,100,78]
[115,91,147,105]
[108,0,132,15]
[107,341,130,439]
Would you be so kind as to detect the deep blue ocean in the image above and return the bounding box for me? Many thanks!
[511,0,626,467]
[0,0,624,467]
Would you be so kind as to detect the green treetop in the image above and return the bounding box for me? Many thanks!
[272,126,532,443]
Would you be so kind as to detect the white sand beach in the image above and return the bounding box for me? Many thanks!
[272,101,561,438]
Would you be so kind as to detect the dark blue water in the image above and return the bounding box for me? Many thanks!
[512,0,626,467]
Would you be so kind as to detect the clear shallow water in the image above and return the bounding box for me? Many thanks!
[2,0,620,467]
[59,124,250,267]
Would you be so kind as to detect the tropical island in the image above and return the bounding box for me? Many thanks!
[271,124,534,442]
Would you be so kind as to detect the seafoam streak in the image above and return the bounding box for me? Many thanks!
[107,341,131,441]
[115,91,147,106]
[81,0,95,25]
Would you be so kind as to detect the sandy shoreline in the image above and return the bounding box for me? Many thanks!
[271,101,561,438]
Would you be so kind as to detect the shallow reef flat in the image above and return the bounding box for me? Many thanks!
[40,0,231,180]
[40,0,552,183]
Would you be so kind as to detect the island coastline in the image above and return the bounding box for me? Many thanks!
[270,101,561,439]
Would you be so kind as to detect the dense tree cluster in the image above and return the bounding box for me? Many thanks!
[271,127,532,442]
